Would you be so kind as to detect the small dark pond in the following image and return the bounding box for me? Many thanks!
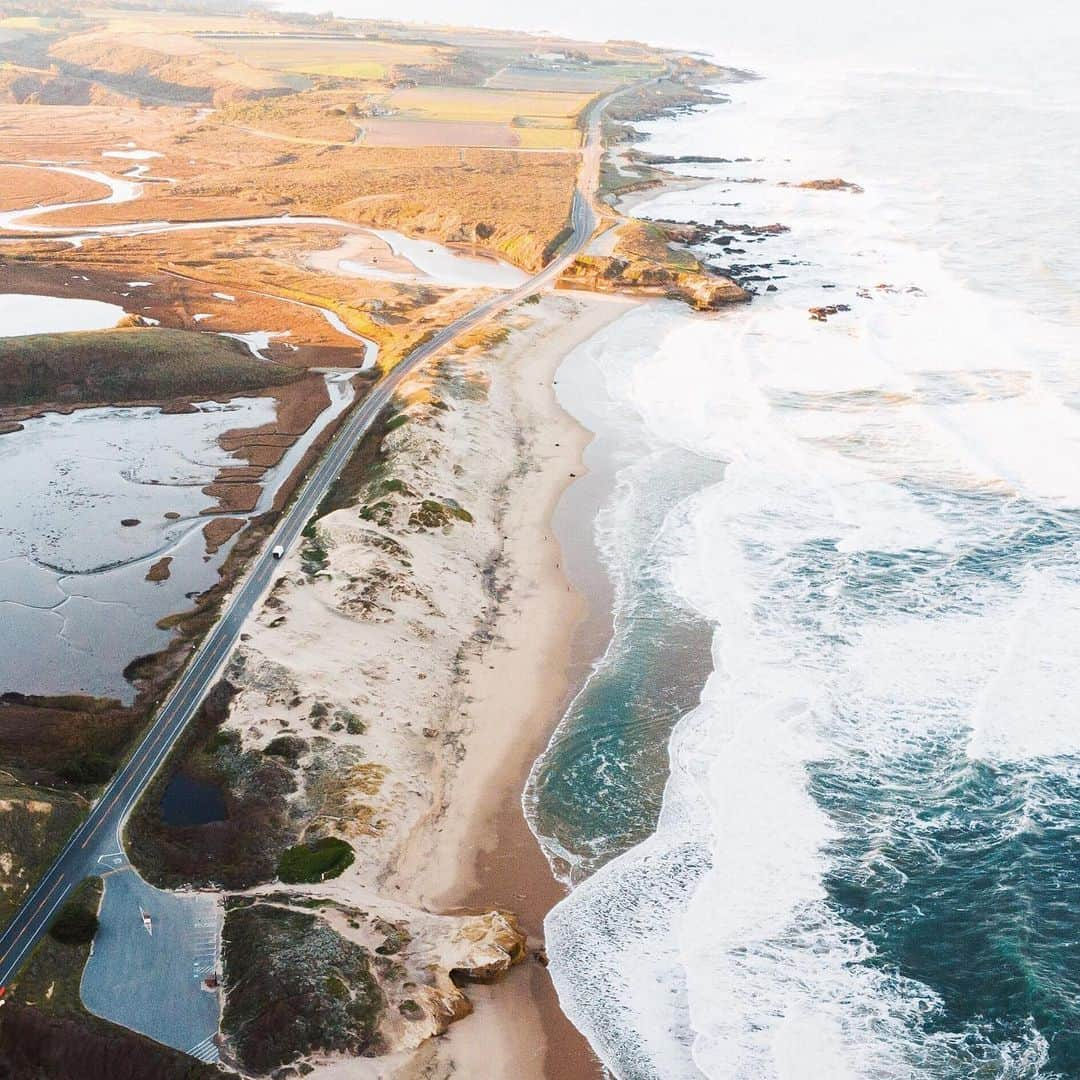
[159,771,227,827]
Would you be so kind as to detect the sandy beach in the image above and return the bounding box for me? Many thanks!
[391,292,632,1080]
[208,290,631,1077]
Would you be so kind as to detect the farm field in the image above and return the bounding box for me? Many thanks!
[357,117,520,148]
[374,84,590,148]
[485,61,662,93]
[200,36,447,81]
[384,84,591,123]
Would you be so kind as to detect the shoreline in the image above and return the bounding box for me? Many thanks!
[387,292,632,1079]
[139,289,640,1079]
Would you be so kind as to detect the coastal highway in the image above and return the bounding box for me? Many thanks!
[0,76,635,993]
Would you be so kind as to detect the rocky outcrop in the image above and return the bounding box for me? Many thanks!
[560,253,749,309]
[451,910,528,982]
[809,303,851,322]
[784,177,864,194]
[220,900,527,1073]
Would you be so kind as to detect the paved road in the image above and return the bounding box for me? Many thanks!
[0,74,635,1003]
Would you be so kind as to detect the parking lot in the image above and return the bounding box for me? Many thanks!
[81,862,222,1063]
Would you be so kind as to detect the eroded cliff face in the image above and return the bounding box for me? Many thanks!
[221,899,525,1074]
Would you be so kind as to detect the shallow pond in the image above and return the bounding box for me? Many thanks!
[0,397,276,702]
[0,366,359,702]
[159,771,227,826]
[0,292,125,336]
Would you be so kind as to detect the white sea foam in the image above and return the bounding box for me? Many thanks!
[542,33,1080,1076]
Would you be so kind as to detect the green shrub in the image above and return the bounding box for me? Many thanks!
[277,836,355,883]
[263,735,309,764]
[542,225,574,265]
[0,327,299,408]
[207,729,240,753]
[58,752,113,785]
[49,900,99,945]
[374,477,412,497]
[409,499,474,530]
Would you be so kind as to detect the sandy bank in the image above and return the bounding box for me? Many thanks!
[389,292,630,1080]
[203,291,629,1076]
[305,232,420,281]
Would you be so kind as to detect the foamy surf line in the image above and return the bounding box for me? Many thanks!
[535,47,1080,1080]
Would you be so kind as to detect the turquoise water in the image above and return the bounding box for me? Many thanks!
[533,34,1080,1080]
[529,442,717,882]
[821,753,1080,1072]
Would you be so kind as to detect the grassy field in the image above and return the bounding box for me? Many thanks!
[486,60,662,93]
[206,37,444,80]
[386,84,591,123]
[294,60,386,80]
[374,84,590,149]
[46,28,309,102]
[0,326,300,408]
[276,836,355,883]
[516,127,581,150]
[0,16,51,31]
[156,138,581,272]
[0,780,85,933]
[359,117,514,148]
[0,163,109,209]
[617,218,702,270]
[216,91,366,142]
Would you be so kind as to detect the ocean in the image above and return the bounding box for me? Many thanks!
[525,6,1080,1078]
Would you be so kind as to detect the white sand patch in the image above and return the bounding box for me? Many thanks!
[220,295,630,1074]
